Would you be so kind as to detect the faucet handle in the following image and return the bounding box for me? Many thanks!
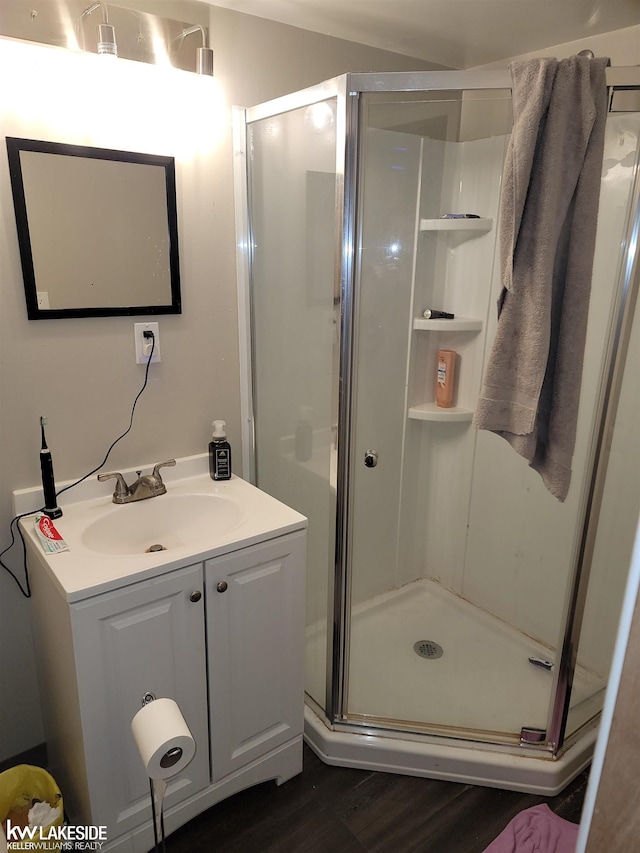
[152,459,176,483]
[97,471,129,499]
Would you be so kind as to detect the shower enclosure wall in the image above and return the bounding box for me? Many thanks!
[236,70,640,793]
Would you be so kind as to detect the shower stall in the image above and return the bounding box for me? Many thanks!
[235,69,640,793]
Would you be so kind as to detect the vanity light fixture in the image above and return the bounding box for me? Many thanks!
[97,22,118,57]
[81,2,118,57]
[197,45,214,77]
[175,25,214,76]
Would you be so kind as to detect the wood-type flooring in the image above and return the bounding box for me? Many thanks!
[167,744,589,853]
[1,742,588,852]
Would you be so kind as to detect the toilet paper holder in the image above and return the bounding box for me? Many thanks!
[159,747,183,769]
[139,692,184,769]
[133,692,195,853]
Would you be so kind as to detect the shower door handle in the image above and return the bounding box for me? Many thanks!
[364,450,378,468]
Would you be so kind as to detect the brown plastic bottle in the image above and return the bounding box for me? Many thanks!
[436,349,457,408]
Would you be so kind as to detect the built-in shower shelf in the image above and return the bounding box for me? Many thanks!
[413,317,483,332]
[420,217,493,233]
[408,403,474,422]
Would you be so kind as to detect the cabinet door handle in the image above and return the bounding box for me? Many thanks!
[189,590,202,603]
[216,581,228,593]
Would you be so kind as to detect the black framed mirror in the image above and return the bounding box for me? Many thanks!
[6,137,182,319]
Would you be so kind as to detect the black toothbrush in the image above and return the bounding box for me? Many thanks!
[40,416,63,519]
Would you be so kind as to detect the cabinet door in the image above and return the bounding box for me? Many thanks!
[206,531,306,780]
[71,563,209,838]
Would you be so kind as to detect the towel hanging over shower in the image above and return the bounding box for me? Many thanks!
[473,56,609,502]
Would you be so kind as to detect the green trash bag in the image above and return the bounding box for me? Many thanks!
[0,765,63,850]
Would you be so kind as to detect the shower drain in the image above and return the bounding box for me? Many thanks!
[413,640,443,660]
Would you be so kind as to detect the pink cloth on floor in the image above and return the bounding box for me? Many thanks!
[482,803,579,852]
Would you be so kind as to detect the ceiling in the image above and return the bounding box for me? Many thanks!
[202,0,640,68]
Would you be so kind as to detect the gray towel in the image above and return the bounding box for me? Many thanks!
[474,56,609,501]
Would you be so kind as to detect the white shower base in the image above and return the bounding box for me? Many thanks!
[304,578,603,794]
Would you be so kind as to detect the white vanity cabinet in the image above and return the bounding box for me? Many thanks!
[62,564,210,838]
[206,532,306,781]
[19,468,308,853]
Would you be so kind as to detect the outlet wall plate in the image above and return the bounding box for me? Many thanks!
[134,322,161,363]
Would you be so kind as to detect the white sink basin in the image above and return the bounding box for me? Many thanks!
[16,461,308,602]
[80,493,244,556]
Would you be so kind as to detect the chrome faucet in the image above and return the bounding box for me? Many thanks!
[98,459,176,504]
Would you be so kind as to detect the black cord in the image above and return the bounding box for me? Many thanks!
[0,513,33,597]
[0,334,156,598]
[160,793,167,853]
[150,778,160,852]
[56,332,155,498]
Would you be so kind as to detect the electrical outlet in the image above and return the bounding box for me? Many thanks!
[134,322,161,364]
[37,291,49,310]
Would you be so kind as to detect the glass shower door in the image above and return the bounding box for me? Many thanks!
[247,94,340,712]
[564,108,640,740]
[343,86,620,743]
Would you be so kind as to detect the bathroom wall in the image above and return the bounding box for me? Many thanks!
[0,4,441,761]
[472,25,640,71]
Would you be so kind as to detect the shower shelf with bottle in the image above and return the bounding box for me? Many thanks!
[408,320,484,422]
[413,317,483,332]
[408,214,494,421]
[408,402,474,422]
[419,217,493,233]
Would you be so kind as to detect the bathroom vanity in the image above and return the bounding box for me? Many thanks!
[17,457,307,852]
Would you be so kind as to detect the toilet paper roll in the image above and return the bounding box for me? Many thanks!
[131,698,196,780]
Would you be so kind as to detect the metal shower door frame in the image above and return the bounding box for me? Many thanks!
[547,74,640,752]
[332,69,520,733]
[237,73,354,724]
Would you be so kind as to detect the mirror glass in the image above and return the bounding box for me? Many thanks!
[6,137,181,319]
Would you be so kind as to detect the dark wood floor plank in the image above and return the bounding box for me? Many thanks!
[341,777,473,852]
[416,785,539,853]
[166,744,589,853]
[240,806,368,853]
